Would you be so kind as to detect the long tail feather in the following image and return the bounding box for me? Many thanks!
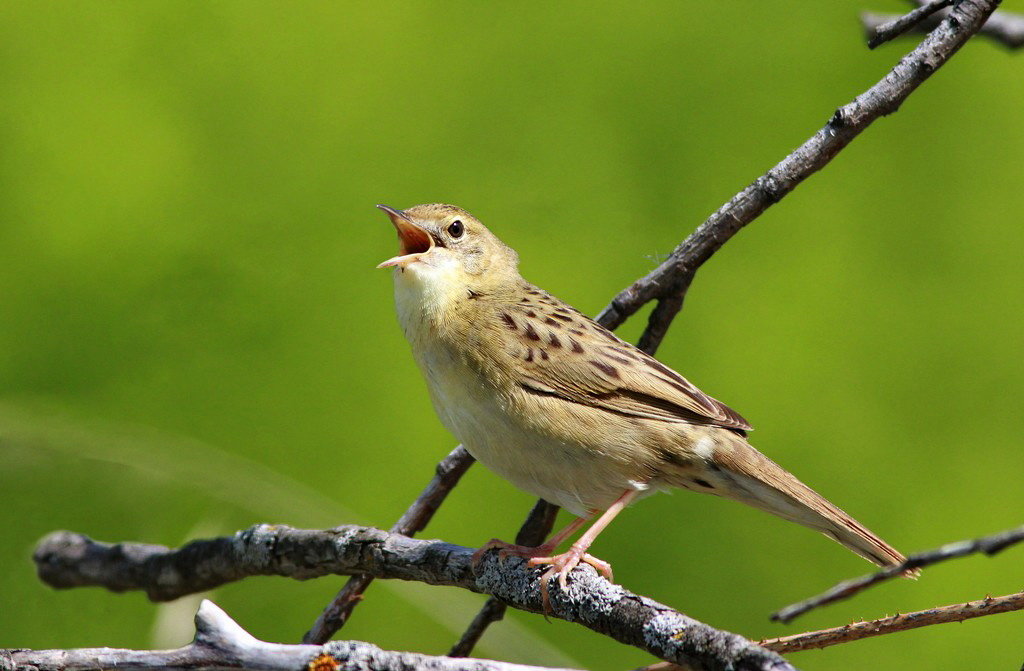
[700,433,912,573]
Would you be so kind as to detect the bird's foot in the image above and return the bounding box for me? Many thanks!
[470,538,559,569]
[527,544,614,612]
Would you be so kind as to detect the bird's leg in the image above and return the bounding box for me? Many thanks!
[527,489,640,607]
[471,514,593,566]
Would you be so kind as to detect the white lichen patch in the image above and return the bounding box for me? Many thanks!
[643,612,689,656]
[331,525,363,550]
[561,569,628,620]
[474,555,536,596]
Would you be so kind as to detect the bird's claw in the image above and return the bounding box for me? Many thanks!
[527,546,614,612]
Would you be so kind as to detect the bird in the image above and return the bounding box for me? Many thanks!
[376,202,910,602]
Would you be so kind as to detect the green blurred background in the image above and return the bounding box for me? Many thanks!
[2,1,1022,669]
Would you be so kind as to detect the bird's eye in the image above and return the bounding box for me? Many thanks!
[447,220,464,238]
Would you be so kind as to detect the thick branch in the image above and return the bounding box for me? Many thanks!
[863,3,1024,49]
[303,444,475,643]
[0,600,578,671]
[772,523,1024,623]
[597,0,1002,352]
[761,591,1024,653]
[33,526,794,671]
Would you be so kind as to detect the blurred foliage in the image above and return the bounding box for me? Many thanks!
[1,1,1023,669]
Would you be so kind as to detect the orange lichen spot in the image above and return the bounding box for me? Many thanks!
[308,653,340,671]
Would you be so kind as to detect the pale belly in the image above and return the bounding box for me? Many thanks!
[414,344,646,517]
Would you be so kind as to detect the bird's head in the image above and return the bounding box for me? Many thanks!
[377,203,520,295]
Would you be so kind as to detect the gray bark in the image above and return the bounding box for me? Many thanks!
[34,525,792,671]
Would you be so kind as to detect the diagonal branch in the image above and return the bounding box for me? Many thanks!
[597,0,1003,353]
[33,525,795,671]
[771,523,1024,623]
[303,444,475,643]
[1,600,581,671]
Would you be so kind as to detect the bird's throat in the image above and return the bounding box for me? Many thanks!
[392,263,472,345]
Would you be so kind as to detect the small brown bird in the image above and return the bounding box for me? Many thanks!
[378,203,908,597]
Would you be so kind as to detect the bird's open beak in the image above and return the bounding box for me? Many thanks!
[376,204,434,268]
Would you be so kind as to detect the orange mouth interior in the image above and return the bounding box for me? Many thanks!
[396,220,431,257]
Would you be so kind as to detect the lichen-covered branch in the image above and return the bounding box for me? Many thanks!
[597,0,1002,353]
[772,523,1024,623]
[303,444,476,644]
[0,600,579,671]
[33,525,794,671]
[761,591,1024,653]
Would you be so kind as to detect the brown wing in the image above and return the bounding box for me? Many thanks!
[497,286,751,432]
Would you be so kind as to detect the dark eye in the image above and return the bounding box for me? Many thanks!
[447,220,464,238]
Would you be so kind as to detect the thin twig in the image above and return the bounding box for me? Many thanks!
[303,445,475,643]
[771,524,1024,624]
[596,0,1003,353]
[863,2,1024,49]
[32,525,795,671]
[762,591,1024,653]
[449,500,559,657]
[1,600,580,671]
[866,0,953,48]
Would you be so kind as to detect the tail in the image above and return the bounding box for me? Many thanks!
[699,433,914,574]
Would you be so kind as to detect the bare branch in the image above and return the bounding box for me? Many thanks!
[1,600,579,671]
[771,524,1024,624]
[597,0,1002,352]
[762,591,1024,653]
[865,0,953,48]
[450,500,559,658]
[863,3,1024,49]
[33,525,795,671]
[303,445,476,643]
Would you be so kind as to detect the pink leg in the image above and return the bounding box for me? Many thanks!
[527,489,641,608]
